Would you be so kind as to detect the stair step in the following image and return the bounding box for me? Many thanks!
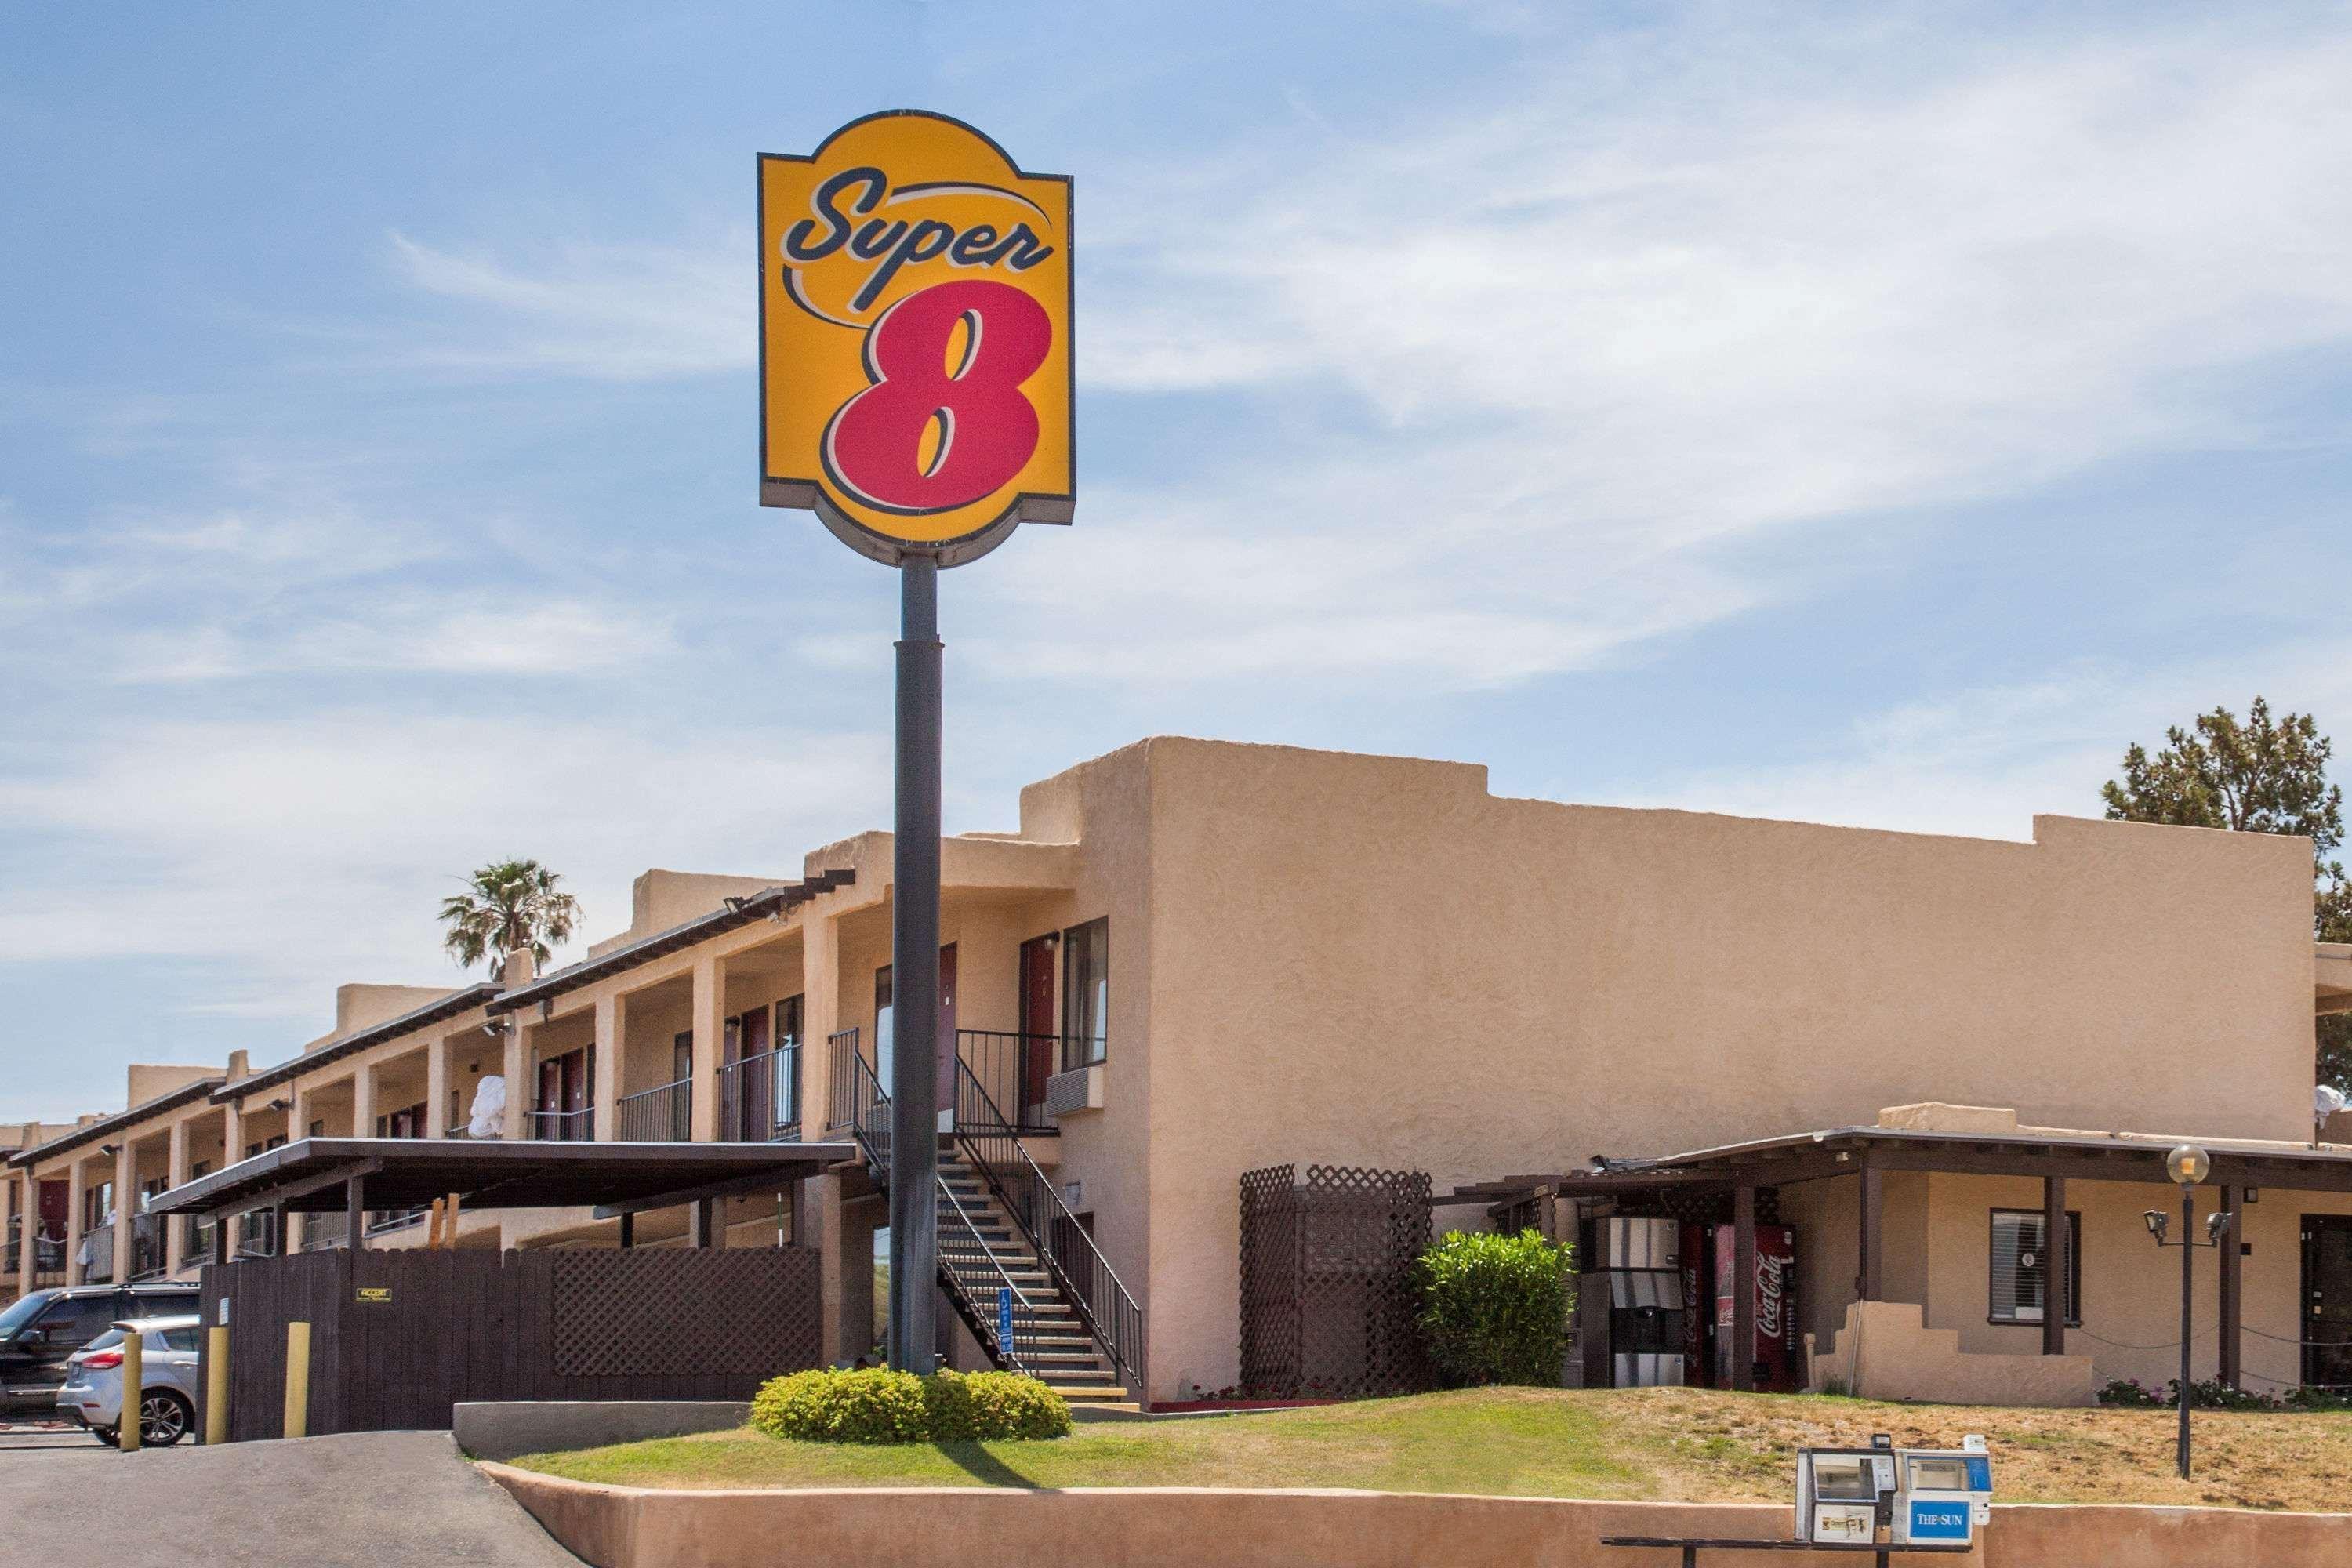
[1054,1386,1131,1401]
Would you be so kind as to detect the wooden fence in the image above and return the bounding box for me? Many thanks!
[198,1245,822,1441]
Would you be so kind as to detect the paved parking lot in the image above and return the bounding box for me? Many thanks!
[0,1427,582,1566]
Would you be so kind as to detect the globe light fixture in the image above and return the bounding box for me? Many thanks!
[2147,1143,2227,1480]
[2166,1144,2211,1186]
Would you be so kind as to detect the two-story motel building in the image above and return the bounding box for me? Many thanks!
[11,737,2352,1406]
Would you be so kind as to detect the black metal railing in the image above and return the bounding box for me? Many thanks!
[719,1042,802,1143]
[128,1214,167,1280]
[238,1210,280,1259]
[953,1030,1082,1134]
[938,1179,1046,1376]
[365,1209,426,1238]
[617,1076,691,1141]
[835,1038,891,1179]
[525,1105,596,1142]
[953,1058,1145,1394]
[302,1212,351,1252]
[825,1027,867,1137]
[81,1222,115,1283]
[2,1216,16,1278]
[182,1214,216,1269]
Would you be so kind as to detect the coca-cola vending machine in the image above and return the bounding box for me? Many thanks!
[1711,1223,1800,1392]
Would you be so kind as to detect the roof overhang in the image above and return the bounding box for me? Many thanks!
[216,984,503,1105]
[487,871,855,1017]
[1438,1124,2352,1206]
[9,1077,227,1169]
[2320,942,2352,1016]
[144,1136,856,1218]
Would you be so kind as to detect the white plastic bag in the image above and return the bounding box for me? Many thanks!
[468,1075,506,1138]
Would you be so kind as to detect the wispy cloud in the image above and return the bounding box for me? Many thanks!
[0,713,890,1020]
[376,13,2352,690]
[387,231,749,379]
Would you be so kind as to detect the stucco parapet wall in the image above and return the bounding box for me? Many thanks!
[478,1468,2352,1568]
[799,830,1080,901]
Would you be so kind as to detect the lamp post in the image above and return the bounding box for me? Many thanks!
[2142,1144,2233,1480]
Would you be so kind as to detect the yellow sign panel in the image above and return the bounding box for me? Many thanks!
[759,112,1075,565]
[355,1286,391,1305]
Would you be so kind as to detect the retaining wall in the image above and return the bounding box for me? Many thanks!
[479,1469,2352,1568]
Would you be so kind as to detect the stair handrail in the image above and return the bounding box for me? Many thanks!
[840,1038,891,1180]
[935,1174,1043,1376]
[952,1056,1145,1394]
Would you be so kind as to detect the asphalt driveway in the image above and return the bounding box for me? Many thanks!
[0,1426,582,1566]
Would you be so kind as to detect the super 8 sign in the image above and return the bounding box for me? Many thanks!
[759,112,1074,566]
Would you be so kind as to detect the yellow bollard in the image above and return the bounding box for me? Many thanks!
[118,1328,143,1452]
[282,1320,310,1439]
[205,1326,230,1445]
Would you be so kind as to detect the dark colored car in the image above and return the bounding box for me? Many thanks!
[0,1283,201,1416]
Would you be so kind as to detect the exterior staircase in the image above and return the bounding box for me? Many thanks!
[829,1040,1145,1413]
[936,1150,1136,1410]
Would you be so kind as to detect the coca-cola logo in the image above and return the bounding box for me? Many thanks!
[1759,1251,1788,1341]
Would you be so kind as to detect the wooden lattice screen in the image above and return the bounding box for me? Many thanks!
[1239,1163,1432,1399]
[552,1247,819,1377]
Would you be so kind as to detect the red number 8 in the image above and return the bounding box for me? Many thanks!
[823,279,1052,515]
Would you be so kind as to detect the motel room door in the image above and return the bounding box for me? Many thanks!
[2305,1215,2352,1391]
[1019,935,1057,1125]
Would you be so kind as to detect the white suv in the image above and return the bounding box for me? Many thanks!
[56,1316,204,1446]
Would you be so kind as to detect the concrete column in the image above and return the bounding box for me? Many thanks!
[800,910,840,1138]
[351,1062,378,1138]
[111,1140,136,1283]
[163,1119,192,1275]
[811,1173,846,1363]
[689,953,726,1142]
[502,1021,531,1139]
[64,1159,85,1286]
[424,1035,451,1138]
[593,992,623,1142]
[220,1100,244,1255]
[12,1174,31,1298]
[284,1088,310,1251]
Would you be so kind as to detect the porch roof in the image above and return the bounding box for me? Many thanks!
[1437,1123,2352,1206]
[143,1135,855,1218]
[8,1076,227,1170]
[484,869,856,1017]
[214,983,503,1105]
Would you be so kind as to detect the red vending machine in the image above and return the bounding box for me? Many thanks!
[1711,1223,1800,1392]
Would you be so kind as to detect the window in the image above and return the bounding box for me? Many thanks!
[775,996,804,1128]
[1991,1209,2081,1326]
[874,964,895,1086]
[1060,919,1109,1070]
[37,1295,116,1347]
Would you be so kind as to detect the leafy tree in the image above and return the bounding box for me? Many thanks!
[1410,1228,1574,1387]
[2100,699,2352,1086]
[438,858,582,976]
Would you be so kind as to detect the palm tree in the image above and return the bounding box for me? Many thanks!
[439,859,583,977]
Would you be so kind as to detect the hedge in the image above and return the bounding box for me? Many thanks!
[750,1367,1073,1444]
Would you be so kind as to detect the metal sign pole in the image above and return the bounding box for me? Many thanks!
[887,552,942,1371]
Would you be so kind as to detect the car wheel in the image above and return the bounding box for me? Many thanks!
[140,1391,192,1447]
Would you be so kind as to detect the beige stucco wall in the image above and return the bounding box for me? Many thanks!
[1080,737,2318,1399]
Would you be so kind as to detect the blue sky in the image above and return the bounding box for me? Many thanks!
[6,2,2352,1119]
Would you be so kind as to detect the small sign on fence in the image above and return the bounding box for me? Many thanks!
[356,1286,392,1305]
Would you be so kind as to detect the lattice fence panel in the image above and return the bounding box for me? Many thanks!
[1240,1163,1432,1399]
[552,1247,821,1379]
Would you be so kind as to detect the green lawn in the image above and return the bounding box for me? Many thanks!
[504,1385,2352,1511]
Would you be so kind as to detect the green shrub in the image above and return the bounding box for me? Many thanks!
[1410,1228,1574,1388]
[927,1367,1073,1440]
[750,1367,1073,1444]
[750,1368,931,1444]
